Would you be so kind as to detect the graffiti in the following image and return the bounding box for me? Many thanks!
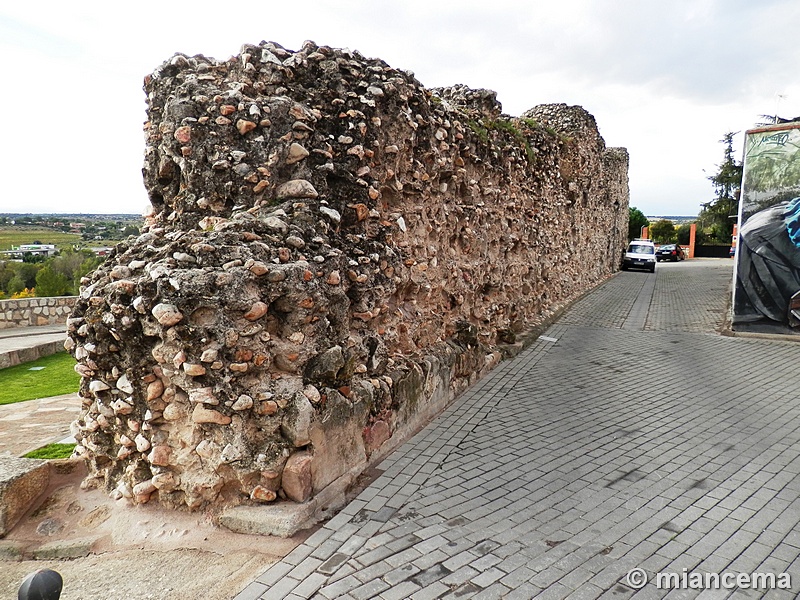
[733,123,800,333]
[734,197,800,327]
[757,132,790,147]
[741,126,800,217]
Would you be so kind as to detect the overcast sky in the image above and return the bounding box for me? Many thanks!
[1,0,798,217]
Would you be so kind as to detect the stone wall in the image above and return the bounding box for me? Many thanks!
[0,297,76,329]
[66,41,629,514]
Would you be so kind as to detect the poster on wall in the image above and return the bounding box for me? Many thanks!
[732,122,800,333]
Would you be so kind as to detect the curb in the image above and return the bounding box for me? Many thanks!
[0,339,66,370]
[32,537,98,560]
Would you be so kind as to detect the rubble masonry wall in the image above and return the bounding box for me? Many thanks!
[0,297,76,329]
[66,41,629,512]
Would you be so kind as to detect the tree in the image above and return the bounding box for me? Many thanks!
[628,207,649,240]
[22,252,47,264]
[650,219,676,244]
[35,266,71,296]
[48,248,104,294]
[699,132,742,243]
[7,275,27,295]
[676,223,693,245]
[78,254,104,283]
[0,262,15,292]
[15,263,39,290]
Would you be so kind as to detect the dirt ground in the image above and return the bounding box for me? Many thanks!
[0,460,307,600]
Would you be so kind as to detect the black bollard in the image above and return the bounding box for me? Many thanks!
[18,569,63,600]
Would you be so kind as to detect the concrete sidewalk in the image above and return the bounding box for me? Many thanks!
[0,393,79,457]
[236,259,800,600]
[0,324,75,456]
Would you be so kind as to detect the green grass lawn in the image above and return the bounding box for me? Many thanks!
[0,352,80,405]
[23,443,76,459]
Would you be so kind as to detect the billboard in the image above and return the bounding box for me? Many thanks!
[732,122,800,332]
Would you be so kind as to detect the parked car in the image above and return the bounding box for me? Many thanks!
[729,245,736,258]
[622,239,657,272]
[656,244,685,262]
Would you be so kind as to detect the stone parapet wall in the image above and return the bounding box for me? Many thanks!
[0,297,77,329]
[66,41,629,515]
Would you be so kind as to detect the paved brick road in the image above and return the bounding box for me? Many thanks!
[236,259,800,600]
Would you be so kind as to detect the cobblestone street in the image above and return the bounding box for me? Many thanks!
[236,259,800,600]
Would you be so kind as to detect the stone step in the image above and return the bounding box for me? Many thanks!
[0,335,66,369]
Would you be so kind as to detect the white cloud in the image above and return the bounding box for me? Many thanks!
[1,0,799,217]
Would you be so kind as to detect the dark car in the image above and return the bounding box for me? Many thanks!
[656,244,685,262]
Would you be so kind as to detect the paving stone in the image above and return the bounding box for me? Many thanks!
[350,578,390,600]
[440,582,482,599]
[232,582,268,600]
[471,566,506,588]
[384,546,424,568]
[441,564,481,587]
[316,574,364,599]
[291,573,327,598]
[501,582,544,600]
[414,534,450,554]
[286,556,323,581]
[377,580,422,600]
[326,562,357,584]
[442,550,478,572]
[354,545,395,567]
[283,543,319,567]
[317,552,350,575]
[471,582,511,599]
[371,506,397,522]
[352,559,394,583]
[557,565,596,591]
[256,575,300,600]
[311,538,346,561]
[409,563,453,587]
[409,581,450,600]
[255,561,294,586]
[563,584,606,600]
[412,548,451,570]
[383,563,421,586]
[303,527,335,547]
[470,553,503,572]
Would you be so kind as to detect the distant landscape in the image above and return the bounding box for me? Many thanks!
[644,215,697,225]
[0,213,142,299]
[0,214,142,250]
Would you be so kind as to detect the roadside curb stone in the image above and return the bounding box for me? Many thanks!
[0,456,49,537]
[32,536,99,560]
[0,539,24,560]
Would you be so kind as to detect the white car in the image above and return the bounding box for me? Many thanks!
[622,240,656,273]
